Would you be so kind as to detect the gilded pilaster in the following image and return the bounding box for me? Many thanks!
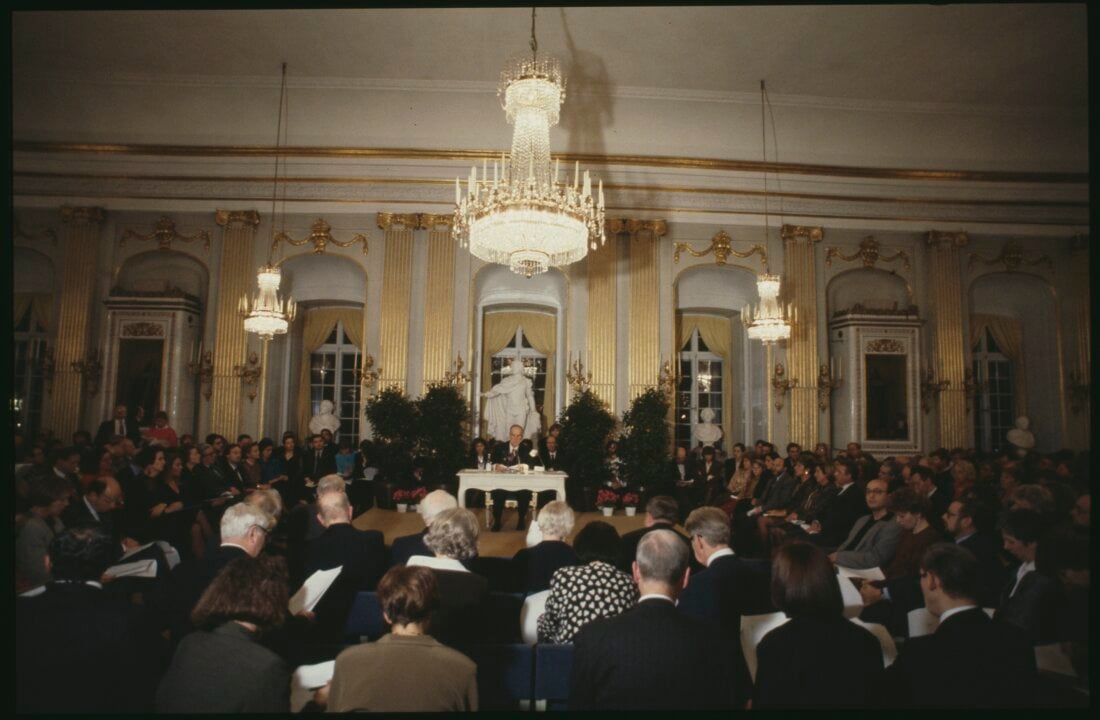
[209,210,260,435]
[1067,236,1090,442]
[422,215,455,392]
[620,219,667,401]
[925,230,970,448]
[42,206,105,439]
[586,231,618,407]
[377,213,417,393]
[782,224,823,448]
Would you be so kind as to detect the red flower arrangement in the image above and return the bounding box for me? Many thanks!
[393,487,428,505]
[596,489,619,508]
[621,492,640,508]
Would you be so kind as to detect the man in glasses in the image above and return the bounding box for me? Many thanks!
[829,477,903,571]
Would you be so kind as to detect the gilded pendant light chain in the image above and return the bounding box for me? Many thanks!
[269,62,288,263]
[530,7,538,60]
[760,79,769,244]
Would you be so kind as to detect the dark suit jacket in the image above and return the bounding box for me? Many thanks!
[511,540,578,594]
[300,447,337,481]
[958,531,1007,608]
[883,607,1037,706]
[534,448,565,471]
[156,621,289,712]
[390,528,430,567]
[17,582,163,713]
[61,496,116,536]
[305,523,387,643]
[95,417,141,446]
[996,567,1065,645]
[570,598,737,710]
[754,615,883,708]
[490,439,534,467]
[812,482,867,548]
[692,459,721,486]
[759,471,798,512]
[427,568,491,652]
[616,521,693,574]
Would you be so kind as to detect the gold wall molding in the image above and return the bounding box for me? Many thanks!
[379,227,414,393]
[209,213,258,435]
[13,217,58,245]
[865,338,906,353]
[587,234,618,407]
[419,213,455,229]
[606,217,668,237]
[214,209,261,227]
[673,230,769,270]
[120,215,211,251]
[967,239,1052,273]
[272,217,369,256]
[42,207,105,438]
[825,235,910,269]
[925,230,969,447]
[422,226,455,392]
[628,224,661,401]
[120,321,165,338]
[784,226,821,445]
[376,212,421,231]
[15,141,1088,185]
[780,224,824,243]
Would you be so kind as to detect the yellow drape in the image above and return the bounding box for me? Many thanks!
[971,313,1027,417]
[481,310,557,437]
[679,313,735,450]
[13,292,52,332]
[297,307,365,436]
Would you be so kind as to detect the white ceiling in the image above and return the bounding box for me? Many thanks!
[12,5,1088,109]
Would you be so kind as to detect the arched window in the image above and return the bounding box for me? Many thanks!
[972,329,1014,452]
[675,328,724,451]
[13,306,48,441]
[490,326,548,418]
[309,320,361,440]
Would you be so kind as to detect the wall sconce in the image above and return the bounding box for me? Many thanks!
[443,354,470,388]
[657,358,679,399]
[1066,370,1089,415]
[961,367,986,415]
[817,361,842,412]
[920,365,950,414]
[355,354,382,400]
[566,354,593,396]
[71,348,104,397]
[772,363,798,412]
[233,351,262,402]
[36,345,56,394]
[188,349,214,400]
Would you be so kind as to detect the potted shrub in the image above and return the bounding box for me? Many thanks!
[393,488,410,512]
[621,492,641,517]
[596,489,619,516]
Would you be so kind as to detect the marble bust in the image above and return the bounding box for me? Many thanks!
[309,398,342,436]
[692,407,724,448]
[1006,416,1035,456]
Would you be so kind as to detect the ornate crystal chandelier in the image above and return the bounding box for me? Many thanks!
[454,8,605,278]
[241,62,296,341]
[743,80,791,345]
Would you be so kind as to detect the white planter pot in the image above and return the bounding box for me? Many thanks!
[625,507,637,517]
[407,504,418,513]
[396,503,408,512]
[600,507,614,516]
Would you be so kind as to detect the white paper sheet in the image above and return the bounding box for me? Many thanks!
[119,541,156,560]
[837,574,865,618]
[154,540,182,570]
[106,559,158,579]
[837,565,886,582]
[289,661,335,713]
[288,566,343,615]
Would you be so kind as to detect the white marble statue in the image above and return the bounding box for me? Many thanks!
[482,358,540,441]
[1006,416,1035,457]
[692,407,724,449]
[309,398,342,436]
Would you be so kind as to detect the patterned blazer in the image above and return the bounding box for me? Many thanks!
[536,560,638,644]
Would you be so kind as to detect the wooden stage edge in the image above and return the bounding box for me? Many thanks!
[353,506,652,559]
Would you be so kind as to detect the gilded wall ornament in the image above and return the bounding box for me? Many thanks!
[271,218,369,256]
[780,224,824,243]
[825,235,910,269]
[673,230,769,270]
[865,339,905,354]
[376,212,422,231]
[121,322,165,338]
[121,216,211,251]
[234,351,262,402]
[607,218,669,238]
[967,239,1052,273]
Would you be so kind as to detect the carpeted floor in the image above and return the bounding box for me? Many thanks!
[353,506,650,558]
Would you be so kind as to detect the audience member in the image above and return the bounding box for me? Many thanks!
[617,495,691,572]
[510,500,578,593]
[489,424,534,531]
[829,478,903,570]
[390,489,458,567]
[996,508,1063,644]
[16,473,71,590]
[807,459,866,548]
[943,497,1006,606]
[146,410,179,447]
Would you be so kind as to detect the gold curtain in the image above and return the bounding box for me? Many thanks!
[13,292,53,332]
[679,313,735,449]
[297,307,365,436]
[971,313,1027,417]
[481,310,557,436]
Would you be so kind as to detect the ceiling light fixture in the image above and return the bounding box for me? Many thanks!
[454,7,605,278]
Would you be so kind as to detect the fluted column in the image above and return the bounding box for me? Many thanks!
[782,224,823,448]
[621,218,667,401]
[209,210,260,435]
[43,206,105,439]
[586,231,618,407]
[1066,235,1090,445]
[925,230,970,448]
[377,213,417,394]
[421,214,455,392]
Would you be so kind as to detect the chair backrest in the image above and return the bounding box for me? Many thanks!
[342,591,386,642]
[534,643,573,711]
[521,590,550,645]
[483,592,525,644]
[468,643,534,710]
[848,617,898,667]
[739,611,789,682]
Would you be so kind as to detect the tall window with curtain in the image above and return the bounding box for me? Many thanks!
[972,329,1014,452]
[309,320,362,440]
[490,326,548,419]
[675,328,724,451]
[12,305,48,441]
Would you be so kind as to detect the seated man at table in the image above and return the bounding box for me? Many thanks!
[489,424,533,532]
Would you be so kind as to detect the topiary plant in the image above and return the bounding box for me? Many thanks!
[620,388,671,494]
[559,389,617,501]
[415,384,470,489]
[364,387,419,480]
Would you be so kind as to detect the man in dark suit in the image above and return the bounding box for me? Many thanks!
[996,508,1063,645]
[17,527,163,713]
[662,445,693,499]
[530,433,565,510]
[943,497,1006,607]
[808,460,867,548]
[94,403,142,447]
[570,529,737,710]
[489,424,534,532]
[682,445,719,518]
[301,434,337,484]
[389,490,456,567]
[617,495,693,573]
[883,542,1037,706]
[908,465,950,534]
[216,444,249,493]
[62,476,125,534]
[753,454,798,514]
[679,507,772,708]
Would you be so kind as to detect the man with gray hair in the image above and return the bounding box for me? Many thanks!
[390,489,458,567]
[509,500,578,593]
[570,529,737,710]
[304,474,348,542]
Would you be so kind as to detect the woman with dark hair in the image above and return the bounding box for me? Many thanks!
[156,555,291,712]
[145,410,178,448]
[536,520,638,644]
[753,541,882,708]
[320,566,478,712]
[273,433,302,505]
[468,437,491,470]
[241,441,263,489]
[16,474,71,590]
[148,451,204,559]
